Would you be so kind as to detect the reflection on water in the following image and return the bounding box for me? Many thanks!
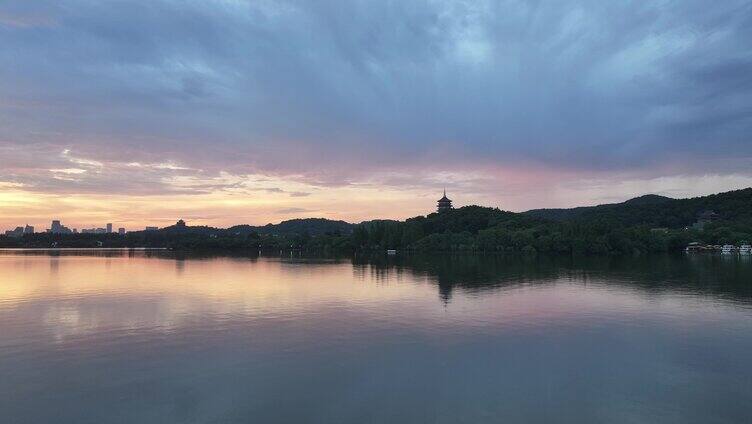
[1,250,751,424]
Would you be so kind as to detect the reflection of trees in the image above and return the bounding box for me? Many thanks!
[353,254,564,303]
[4,249,751,304]
[0,248,264,261]
[354,253,752,304]
[585,254,752,302]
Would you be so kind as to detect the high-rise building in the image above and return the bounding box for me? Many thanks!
[145,226,158,231]
[24,225,34,234]
[4,227,24,237]
[118,228,126,235]
[48,220,72,234]
[106,223,113,233]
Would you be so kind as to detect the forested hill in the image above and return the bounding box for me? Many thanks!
[352,206,546,252]
[524,188,752,229]
[351,188,752,254]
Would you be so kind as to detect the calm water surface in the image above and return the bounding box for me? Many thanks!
[1,250,752,423]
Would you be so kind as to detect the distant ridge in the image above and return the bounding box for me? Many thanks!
[158,217,354,236]
[622,194,673,206]
[229,218,354,236]
[525,194,673,221]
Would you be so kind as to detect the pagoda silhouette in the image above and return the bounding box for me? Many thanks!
[437,189,453,213]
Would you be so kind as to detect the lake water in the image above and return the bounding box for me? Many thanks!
[1,250,752,423]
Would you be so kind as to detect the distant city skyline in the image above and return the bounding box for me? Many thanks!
[1,1,752,229]
[2,219,155,234]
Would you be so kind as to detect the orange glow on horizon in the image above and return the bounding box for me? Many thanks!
[2,168,752,232]
[0,183,436,231]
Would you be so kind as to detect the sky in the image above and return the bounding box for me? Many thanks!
[1,0,752,231]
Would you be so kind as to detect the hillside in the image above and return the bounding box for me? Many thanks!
[525,194,673,221]
[525,188,752,229]
[352,206,547,251]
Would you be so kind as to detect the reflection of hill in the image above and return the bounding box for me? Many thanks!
[354,253,752,304]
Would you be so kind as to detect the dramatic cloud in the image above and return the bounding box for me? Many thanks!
[1,0,751,228]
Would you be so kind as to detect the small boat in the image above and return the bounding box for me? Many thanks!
[740,243,751,255]
[685,242,703,253]
[721,245,735,255]
[387,249,397,255]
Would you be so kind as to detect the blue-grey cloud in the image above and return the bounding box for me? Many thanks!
[288,191,311,197]
[276,207,314,215]
[1,0,751,193]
